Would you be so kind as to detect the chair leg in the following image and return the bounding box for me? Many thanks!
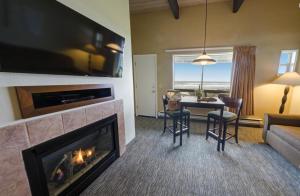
[213,119,216,133]
[235,120,239,144]
[217,119,223,151]
[173,118,177,144]
[187,114,190,137]
[163,114,167,133]
[206,116,210,140]
[222,123,227,151]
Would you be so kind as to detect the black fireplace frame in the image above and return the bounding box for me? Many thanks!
[22,114,120,196]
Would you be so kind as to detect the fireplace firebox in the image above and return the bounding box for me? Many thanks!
[22,115,119,196]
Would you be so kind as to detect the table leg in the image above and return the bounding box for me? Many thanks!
[217,106,224,151]
[180,105,183,146]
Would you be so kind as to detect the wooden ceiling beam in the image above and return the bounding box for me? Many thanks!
[233,0,244,13]
[168,0,179,19]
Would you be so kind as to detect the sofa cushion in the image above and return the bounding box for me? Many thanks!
[270,125,300,150]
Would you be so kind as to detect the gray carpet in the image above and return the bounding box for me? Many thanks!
[81,117,300,196]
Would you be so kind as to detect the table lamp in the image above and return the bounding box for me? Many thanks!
[272,72,300,114]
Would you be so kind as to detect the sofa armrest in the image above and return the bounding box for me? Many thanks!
[263,113,300,141]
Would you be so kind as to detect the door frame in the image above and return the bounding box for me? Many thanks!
[133,54,158,118]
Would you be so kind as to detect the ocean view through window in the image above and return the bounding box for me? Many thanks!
[173,52,233,92]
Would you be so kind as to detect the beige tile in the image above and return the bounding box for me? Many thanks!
[62,109,87,133]
[118,111,126,156]
[26,114,64,146]
[113,100,126,156]
[101,102,115,119]
[0,147,31,196]
[85,105,103,124]
[0,123,29,150]
[114,99,123,114]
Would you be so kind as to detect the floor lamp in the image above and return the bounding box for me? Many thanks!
[272,72,300,114]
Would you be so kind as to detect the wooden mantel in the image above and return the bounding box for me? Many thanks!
[16,84,114,118]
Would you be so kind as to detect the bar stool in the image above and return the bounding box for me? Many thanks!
[206,95,243,151]
[162,95,190,143]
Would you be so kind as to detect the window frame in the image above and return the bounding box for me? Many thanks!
[277,49,299,75]
[172,51,234,91]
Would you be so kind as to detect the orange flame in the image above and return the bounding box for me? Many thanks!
[86,149,93,157]
[72,147,95,165]
[73,149,84,165]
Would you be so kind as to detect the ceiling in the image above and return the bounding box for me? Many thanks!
[129,0,230,13]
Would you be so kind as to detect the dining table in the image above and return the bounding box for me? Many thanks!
[179,96,225,150]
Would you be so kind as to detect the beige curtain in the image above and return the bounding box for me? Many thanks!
[231,46,256,116]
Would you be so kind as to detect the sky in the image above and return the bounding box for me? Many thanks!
[174,63,233,82]
[278,52,293,74]
[280,52,290,64]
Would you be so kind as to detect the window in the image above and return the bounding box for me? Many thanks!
[277,49,299,75]
[173,52,233,92]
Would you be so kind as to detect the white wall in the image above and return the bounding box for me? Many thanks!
[0,0,136,144]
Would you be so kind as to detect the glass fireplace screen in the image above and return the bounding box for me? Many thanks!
[41,124,114,196]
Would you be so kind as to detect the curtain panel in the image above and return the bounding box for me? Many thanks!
[231,46,256,116]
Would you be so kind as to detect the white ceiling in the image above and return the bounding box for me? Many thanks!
[129,0,230,13]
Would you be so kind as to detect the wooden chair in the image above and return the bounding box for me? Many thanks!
[206,95,243,151]
[162,95,190,143]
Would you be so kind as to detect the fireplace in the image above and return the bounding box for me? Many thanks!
[22,114,119,196]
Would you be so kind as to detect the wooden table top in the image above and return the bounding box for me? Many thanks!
[179,96,225,108]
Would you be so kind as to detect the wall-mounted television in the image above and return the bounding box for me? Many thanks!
[0,0,125,77]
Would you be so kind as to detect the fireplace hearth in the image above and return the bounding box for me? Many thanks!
[22,114,119,196]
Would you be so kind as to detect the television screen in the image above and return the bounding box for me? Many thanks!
[0,0,125,77]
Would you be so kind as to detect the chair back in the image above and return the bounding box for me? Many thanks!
[162,95,169,113]
[218,94,243,118]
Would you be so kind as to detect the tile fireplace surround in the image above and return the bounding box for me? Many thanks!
[0,99,126,196]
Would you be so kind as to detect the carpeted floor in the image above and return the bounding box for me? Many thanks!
[81,117,300,196]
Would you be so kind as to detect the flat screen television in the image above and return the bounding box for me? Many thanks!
[0,0,125,77]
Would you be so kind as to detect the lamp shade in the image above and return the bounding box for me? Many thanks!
[192,53,216,65]
[272,72,300,86]
[106,43,123,53]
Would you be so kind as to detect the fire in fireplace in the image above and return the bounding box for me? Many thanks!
[23,115,119,196]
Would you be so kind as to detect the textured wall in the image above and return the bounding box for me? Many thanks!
[131,0,300,117]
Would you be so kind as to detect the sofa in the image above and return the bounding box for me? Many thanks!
[263,114,300,169]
